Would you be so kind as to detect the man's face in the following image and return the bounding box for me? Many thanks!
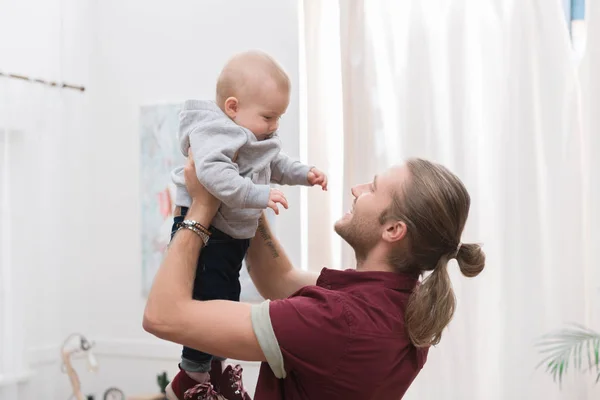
[334,166,407,259]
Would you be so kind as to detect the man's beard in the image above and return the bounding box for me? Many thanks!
[334,214,381,262]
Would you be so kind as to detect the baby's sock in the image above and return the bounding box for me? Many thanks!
[185,371,210,383]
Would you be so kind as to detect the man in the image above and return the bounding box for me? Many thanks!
[143,154,485,399]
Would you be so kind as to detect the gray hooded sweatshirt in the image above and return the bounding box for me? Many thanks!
[171,100,311,239]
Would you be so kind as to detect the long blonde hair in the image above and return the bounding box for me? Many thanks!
[383,159,485,347]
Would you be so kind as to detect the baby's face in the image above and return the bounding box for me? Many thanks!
[234,87,289,140]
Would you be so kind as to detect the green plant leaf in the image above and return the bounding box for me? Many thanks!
[536,324,600,386]
[594,338,599,368]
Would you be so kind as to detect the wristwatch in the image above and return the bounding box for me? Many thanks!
[180,220,210,246]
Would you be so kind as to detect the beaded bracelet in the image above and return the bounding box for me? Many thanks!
[178,221,210,246]
[184,220,211,236]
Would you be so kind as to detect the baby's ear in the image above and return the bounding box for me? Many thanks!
[224,96,238,117]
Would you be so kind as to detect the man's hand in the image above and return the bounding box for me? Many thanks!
[307,167,328,191]
[184,150,221,220]
[268,189,289,215]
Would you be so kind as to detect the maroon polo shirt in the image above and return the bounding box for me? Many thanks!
[250,268,428,399]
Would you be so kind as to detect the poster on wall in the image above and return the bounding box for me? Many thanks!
[139,104,264,302]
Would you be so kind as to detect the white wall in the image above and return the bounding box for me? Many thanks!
[3,0,301,398]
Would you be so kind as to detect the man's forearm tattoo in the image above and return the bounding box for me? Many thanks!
[257,216,280,259]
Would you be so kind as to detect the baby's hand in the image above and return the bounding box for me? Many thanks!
[307,167,328,191]
[268,189,289,215]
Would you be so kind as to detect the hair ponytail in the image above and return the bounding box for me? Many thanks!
[456,243,485,278]
[405,255,456,347]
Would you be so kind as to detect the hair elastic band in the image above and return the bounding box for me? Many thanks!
[453,242,462,259]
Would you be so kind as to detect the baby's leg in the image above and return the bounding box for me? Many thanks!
[180,227,249,376]
[178,243,217,380]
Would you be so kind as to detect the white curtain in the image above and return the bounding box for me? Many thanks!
[0,76,68,400]
[0,1,87,398]
[301,0,600,398]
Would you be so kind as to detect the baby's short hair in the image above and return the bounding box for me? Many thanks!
[216,50,290,106]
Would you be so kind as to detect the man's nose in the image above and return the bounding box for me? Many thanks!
[351,183,369,198]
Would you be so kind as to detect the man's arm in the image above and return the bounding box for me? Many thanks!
[246,213,319,300]
[143,196,266,362]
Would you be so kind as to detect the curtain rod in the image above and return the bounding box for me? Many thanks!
[0,71,85,92]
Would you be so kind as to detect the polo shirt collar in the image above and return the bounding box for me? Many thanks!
[316,267,419,292]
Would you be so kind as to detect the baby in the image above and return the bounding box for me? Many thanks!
[168,51,327,399]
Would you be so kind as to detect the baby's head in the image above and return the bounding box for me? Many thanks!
[216,50,290,140]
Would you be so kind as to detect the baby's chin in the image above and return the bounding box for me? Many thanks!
[254,132,274,141]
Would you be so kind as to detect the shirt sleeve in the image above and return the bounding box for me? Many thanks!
[250,288,350,379]
[270,152,312,186]
[188,122,270,209]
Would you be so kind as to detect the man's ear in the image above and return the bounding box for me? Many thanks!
[224,97,238,118]
[382,220,407,243]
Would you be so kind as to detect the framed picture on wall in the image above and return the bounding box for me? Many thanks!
[139,103,264,302]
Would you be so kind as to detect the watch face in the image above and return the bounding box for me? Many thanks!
[103,387,125,400]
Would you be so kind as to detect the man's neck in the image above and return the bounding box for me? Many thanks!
[355,247,395,273]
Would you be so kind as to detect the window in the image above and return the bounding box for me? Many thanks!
[563,0,586,57]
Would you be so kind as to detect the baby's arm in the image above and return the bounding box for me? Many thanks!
[189,123,270,209]
[271,152,327,190]
[270,152,312,186]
